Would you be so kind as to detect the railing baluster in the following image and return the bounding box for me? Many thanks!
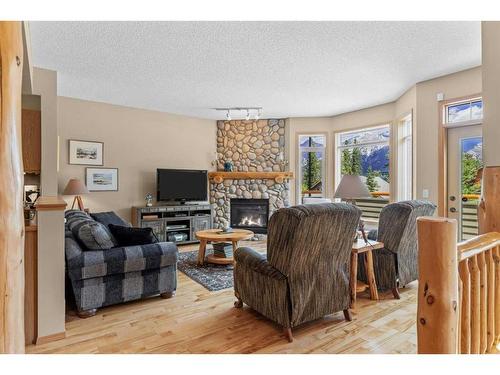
[495,246,500,346]
[478,252,487,353]
[469,255,481,354]
[486,249,495,352]
[459,260,471,354]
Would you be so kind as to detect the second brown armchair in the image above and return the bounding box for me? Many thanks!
[233,203,362,342]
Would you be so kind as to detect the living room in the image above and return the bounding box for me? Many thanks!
[1,1,500,372]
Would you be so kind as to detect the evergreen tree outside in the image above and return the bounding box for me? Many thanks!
[340,144,362,176]
[351,147,362,175]
[301,151,322,193]
[461,152,482,195]
[341,148,353,175]
[366,166,380,192]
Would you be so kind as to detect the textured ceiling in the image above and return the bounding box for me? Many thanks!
[29,21,481,120]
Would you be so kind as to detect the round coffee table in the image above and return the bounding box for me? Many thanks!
[195,229,254,265]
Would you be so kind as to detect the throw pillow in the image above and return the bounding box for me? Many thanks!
[91,211,131,228]
[108,224,158,246]
[72,220,118,250]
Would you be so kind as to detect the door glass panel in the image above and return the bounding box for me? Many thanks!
[460,137,483,240]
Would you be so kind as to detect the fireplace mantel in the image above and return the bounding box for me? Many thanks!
[209,171,294,184]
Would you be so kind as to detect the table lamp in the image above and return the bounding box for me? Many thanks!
[334,174,371,243]
[334,174,371,204]
[63,178,89,211]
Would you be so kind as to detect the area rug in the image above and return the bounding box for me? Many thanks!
[177,249,234,291]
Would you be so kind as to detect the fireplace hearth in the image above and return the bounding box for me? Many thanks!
[230,198,269,234]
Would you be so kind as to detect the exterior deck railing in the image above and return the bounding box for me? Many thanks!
[301,190,390,220]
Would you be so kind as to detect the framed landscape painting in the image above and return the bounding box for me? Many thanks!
[86,168,119,191]
[69,140,104,165]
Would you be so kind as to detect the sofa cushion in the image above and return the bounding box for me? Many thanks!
[66,241,178,281]
[108,224,158,246]
[65,209,118,250]
[66,210,91,228]
[72,220,118,250]
[91,211,131,228]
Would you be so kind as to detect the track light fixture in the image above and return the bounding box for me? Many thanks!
[214,107,263,121]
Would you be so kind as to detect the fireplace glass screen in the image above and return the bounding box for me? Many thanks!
[230,198,269,234]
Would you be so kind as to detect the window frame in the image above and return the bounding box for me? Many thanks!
[396,112,415,201]
[295,132,328,204]
[438,93,482,217]
[443,96,483,128]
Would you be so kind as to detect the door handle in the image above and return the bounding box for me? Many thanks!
[449,207,457,213]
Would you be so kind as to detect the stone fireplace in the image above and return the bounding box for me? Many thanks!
[210,119,290,232]
[230,198,269,234]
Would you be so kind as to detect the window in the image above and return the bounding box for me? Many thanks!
[397,114,413,201]
[298,134,326,202]
[335,125,390,219]
[336,125,390,195]
[445,97,483,125]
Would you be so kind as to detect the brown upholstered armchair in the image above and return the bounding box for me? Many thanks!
[360,200,436,298]
[233,203,362,342]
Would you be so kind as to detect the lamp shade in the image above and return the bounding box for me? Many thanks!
[63,178,89,195]
[334,174,371,200]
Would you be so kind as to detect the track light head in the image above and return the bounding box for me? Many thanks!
[226,110,231,121]
[245,109,250,121]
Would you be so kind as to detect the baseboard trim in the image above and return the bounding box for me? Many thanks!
[36,331,65,345]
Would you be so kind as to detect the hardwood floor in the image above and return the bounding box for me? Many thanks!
[26,240,418,354]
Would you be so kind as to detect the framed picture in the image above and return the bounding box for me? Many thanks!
[69,140,104,165]
[24,185,40,206]
[86,168,119,191]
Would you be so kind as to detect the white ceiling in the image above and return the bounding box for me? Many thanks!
[29,21,481,120]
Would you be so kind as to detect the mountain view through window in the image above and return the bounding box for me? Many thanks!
[338,125,390,195]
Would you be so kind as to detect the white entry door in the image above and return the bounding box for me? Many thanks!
[447,125,483,240]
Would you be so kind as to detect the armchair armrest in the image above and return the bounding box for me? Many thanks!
[235,247,286,280]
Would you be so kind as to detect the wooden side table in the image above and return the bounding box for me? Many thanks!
[350,239,384,307]
[195,229,254,265]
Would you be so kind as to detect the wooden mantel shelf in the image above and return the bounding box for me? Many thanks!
[209,171,294,184]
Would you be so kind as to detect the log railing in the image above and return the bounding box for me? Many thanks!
[417,216,500,354]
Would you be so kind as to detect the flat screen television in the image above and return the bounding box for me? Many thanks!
[157,169,208,203]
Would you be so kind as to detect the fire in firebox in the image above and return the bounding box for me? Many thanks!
[239,215,264,227]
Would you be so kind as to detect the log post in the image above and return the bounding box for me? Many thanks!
[478,166,500,234]
[0,21,25,353]
[417,217,458,354]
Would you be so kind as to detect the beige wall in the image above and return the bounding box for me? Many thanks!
[57,97,216,221]
[36,208,66,338]
[33,67,58,195]
[415,66,482,205]
[29,68,67,340]
[481,21,500,166]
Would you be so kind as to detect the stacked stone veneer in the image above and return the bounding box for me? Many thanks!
[210,119,290,229]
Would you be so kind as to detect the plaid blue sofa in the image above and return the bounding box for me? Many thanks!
[65,210,178,317]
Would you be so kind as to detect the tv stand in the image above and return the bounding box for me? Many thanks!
[131,203,213,245]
